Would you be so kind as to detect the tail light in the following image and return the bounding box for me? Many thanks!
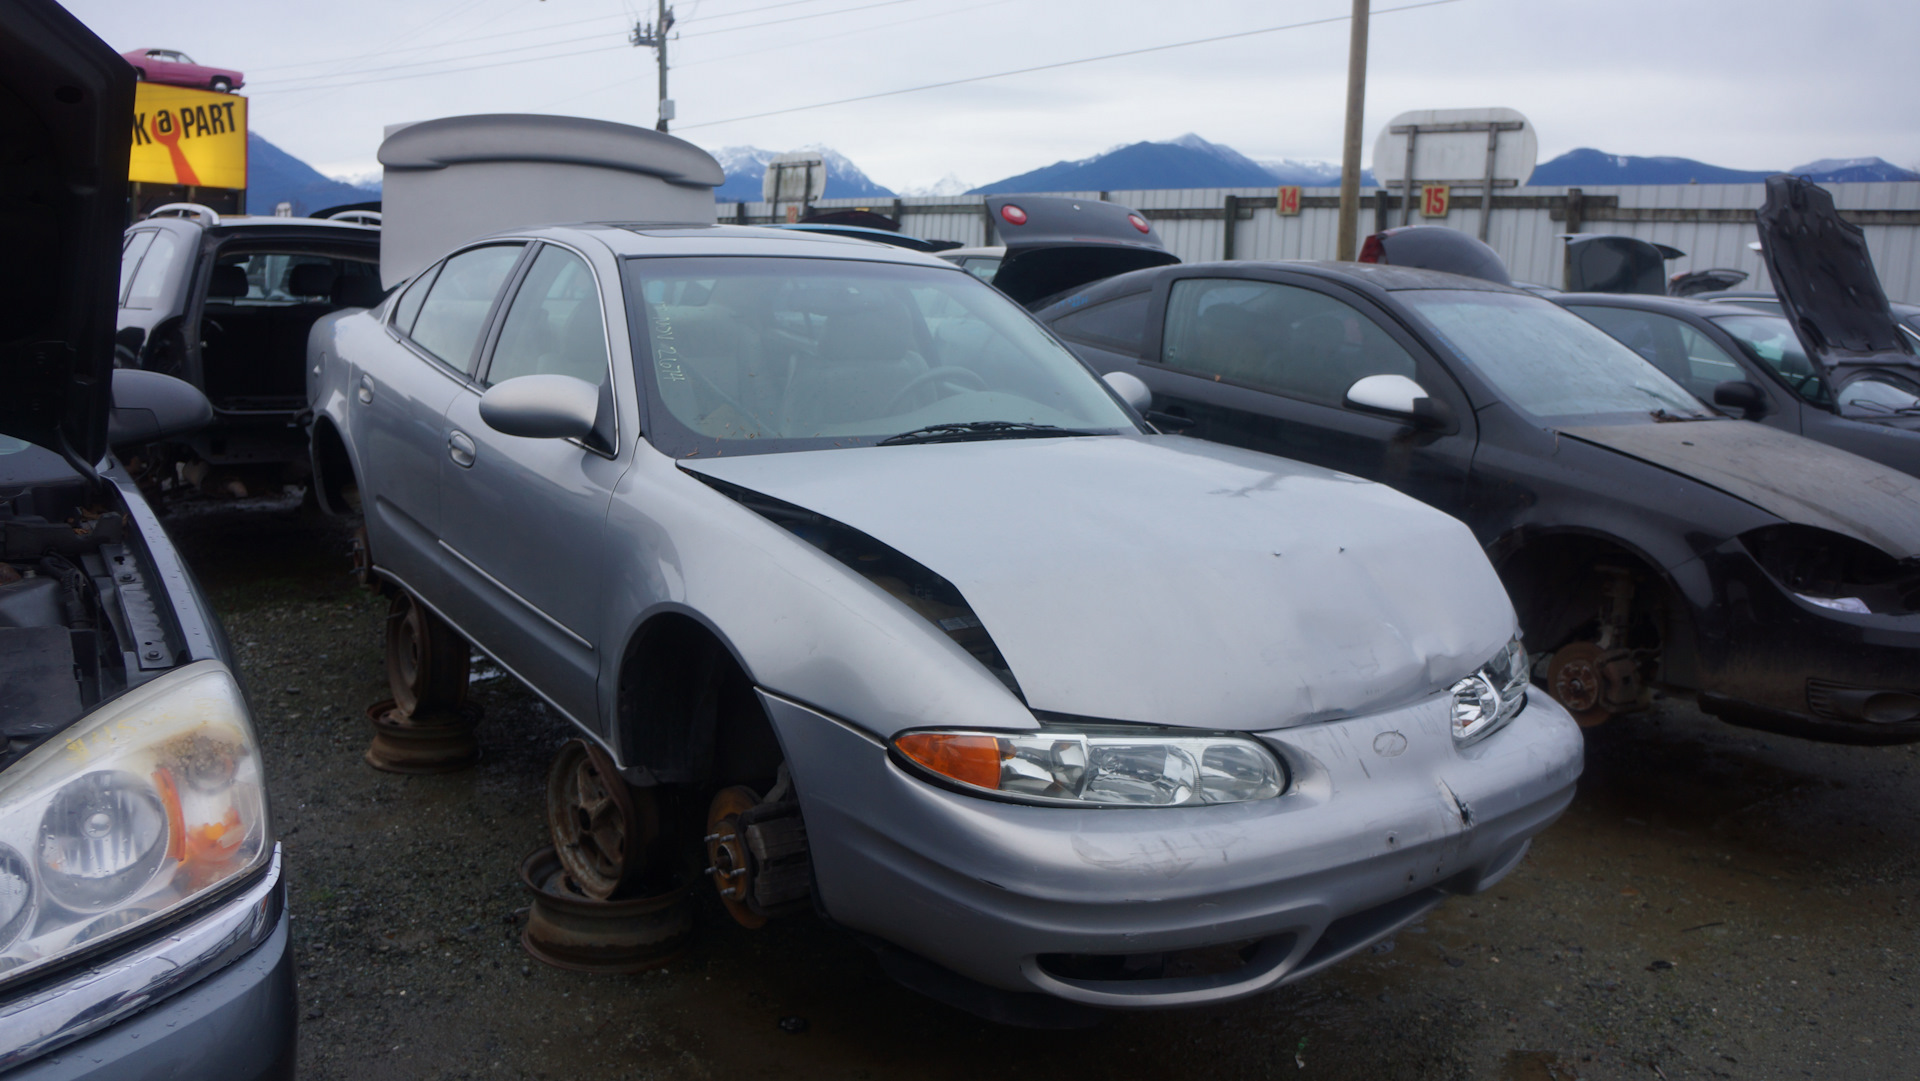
[1000,204,1028,226]
[1358,234,1386,263]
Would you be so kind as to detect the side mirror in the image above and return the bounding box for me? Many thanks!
[479,374,599,440]
[108,369,212,446]
[1344,373,1453,430]
[1712,379,1770,419]
[1102,370,1152,413]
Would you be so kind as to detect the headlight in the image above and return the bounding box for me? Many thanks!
[0,661,268,985]
[891,729,1286,807]
[1451,636,1530,745]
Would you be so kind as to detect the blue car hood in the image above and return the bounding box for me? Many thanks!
[683,435,1514,731]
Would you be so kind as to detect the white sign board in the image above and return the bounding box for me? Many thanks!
[763,152,827,204]
[1372,107,1537,187]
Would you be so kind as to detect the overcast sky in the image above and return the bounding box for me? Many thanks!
[69,0,1920,191]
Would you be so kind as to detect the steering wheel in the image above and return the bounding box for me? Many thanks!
[881,366,988,414]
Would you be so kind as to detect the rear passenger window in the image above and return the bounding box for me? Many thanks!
[123,230,181,310]
[1051,291,1150,354]
[390,264,440,336]
[485,246,607,387]
[119,231,156,305]
[407,245,524,371]
[1161,278,1415,405]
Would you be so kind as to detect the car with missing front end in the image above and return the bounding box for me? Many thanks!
[305,114,1583,1023]
[1039,249,1920,745]
[2,4,291,1076]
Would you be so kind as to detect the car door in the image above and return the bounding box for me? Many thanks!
[435,241,624,724]
[1136,269,1478,514]
[352,242,526,603]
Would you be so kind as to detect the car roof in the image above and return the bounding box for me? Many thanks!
[562,223,963,267]
[1182,260,1528,295]
[1553,292,1753,318]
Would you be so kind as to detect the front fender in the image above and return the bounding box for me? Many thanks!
[600,449,1038,744]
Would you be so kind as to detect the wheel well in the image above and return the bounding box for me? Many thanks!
[1497,534,1678,659]
[309,417,358,516]
[617,614,781,790]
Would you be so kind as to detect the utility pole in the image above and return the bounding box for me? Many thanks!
[1334,0,1370,261]
[629,0,676,132]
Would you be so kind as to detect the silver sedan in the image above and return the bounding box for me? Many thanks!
[306,224,1582,1016]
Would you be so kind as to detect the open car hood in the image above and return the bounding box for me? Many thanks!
[985,195,1180,307]
[1756,174,1920,385]
[684,435,1514,731]
[1559,420,1920,559]
[0,0,136,466]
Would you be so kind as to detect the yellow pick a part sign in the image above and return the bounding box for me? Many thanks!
[129,84,248,190]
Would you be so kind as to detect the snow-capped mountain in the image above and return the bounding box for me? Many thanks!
[706,144,896,202]
[1787,157,1920,183]
[973,134,1282,194]
[1530,150,1919,186]
[901,173,974,197]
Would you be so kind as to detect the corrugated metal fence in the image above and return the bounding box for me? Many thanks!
[721,181,1920,304]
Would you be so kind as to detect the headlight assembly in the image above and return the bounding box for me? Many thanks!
[1451,636,1530,745]
[892,729,1286,807]
[0,661,269,986]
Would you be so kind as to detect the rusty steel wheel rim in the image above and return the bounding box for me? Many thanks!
[705,786,765,929]
[547,739,654,901]
[518,847,691,974]
[1547,641,1611,727]
[363,699,481,774]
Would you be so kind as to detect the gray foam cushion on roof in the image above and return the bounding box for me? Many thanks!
[377,114,725,286]
[380,114,724,188]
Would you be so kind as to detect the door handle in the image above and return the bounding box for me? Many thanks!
[447,430,476,468]
[356,376,374,405]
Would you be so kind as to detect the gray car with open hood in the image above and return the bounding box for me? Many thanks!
[305,115,1582,1020]
[1,2,291,1075]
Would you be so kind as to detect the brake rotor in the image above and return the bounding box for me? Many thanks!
[1547,641,1612,727]
[705,786,765,929]
[546,739,656,900]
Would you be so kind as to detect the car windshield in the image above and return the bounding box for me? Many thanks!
[622,256,1136,456]
[1398,289,1712,421]
[1711,312,1831,406]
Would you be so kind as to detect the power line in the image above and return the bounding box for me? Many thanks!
[252,0,934,95]
[679,0,930,39]
[249,42,632,96]
[678,0,848,25]
[680,0,1465,130]
[251,10,627,75]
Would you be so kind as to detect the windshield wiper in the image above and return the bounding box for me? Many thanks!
[877,421,1102,446]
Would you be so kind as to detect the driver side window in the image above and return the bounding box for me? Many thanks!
[1161,278,1415,406]
[485,246,608,388]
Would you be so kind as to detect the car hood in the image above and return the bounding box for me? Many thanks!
[0,2,136,466]
[683,435,1515,731]
[1756,174,1920,385]
[1559,420,1920,558]
[985,195,1180,307]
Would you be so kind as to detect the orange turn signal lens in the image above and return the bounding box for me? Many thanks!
[894,732,1004,790]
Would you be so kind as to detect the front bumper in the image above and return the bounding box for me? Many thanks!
[763,689,1583,1009]
[1,845,294,1079]
[1691,546,1920,744]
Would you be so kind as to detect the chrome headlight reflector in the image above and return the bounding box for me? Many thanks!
[0,661,269,984]
[1451,636,1530,745]
[893,729,1286,807]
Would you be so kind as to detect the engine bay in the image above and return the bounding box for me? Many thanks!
[1,437,175,769]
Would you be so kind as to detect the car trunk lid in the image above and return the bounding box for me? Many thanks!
[985,196,1180,308]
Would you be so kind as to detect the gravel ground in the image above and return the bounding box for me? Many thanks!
[162,498,1920,1081]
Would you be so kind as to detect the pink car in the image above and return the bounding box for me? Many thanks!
[121,48,243,93]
